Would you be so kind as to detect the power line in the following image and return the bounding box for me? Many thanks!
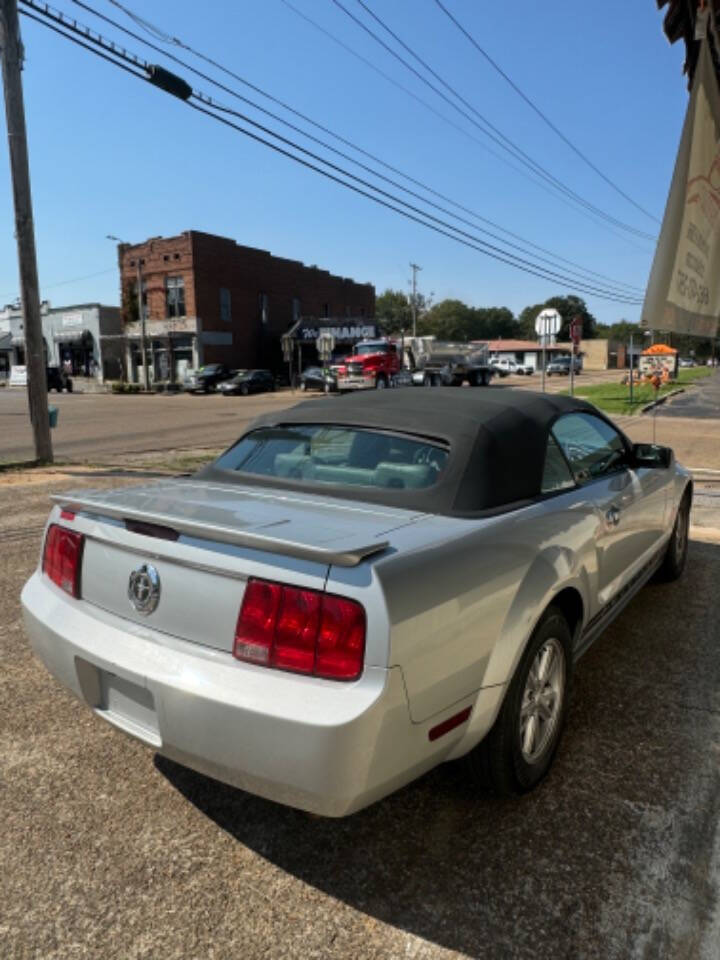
[431,0,660,224]
[17,2,644,304]
[330,0,655,242]
[278,0,654,258]
[190,96,643,303]
[63,1,644,295]
[0,266,117,303]
[198,90,643,301]
[75,0,645,292]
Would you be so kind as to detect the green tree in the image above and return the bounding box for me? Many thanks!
[473,306,519,340]
[518,295,598,341]
[422,299,475,340]
[375,289,411,334]
[420,301,519,341]
[596,320,643,341]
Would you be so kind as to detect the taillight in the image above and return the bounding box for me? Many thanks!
[234,578,366,681]
[42,524,84,598]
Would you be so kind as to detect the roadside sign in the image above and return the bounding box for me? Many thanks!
[535,308,561,338]
[9,365,27,387]
[316,333,335,359]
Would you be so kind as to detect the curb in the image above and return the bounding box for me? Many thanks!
[690,524,720,544]
[640,387,685,414]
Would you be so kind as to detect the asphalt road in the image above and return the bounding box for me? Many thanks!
[2,468,719,960]
[0,389,309,463]
[0,371,647,465]
[658,370,720,418]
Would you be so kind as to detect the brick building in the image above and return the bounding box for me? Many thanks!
[116,231,375,382]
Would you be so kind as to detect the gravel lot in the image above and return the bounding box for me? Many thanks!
[2,466,720,960]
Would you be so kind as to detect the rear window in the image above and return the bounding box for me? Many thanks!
[214,425,448,490]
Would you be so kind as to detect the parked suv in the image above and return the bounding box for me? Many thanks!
[46,366,73,392]
[546,355,582,376]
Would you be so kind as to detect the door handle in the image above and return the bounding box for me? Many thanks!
[605,506,621,527]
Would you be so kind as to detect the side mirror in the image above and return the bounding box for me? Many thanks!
[632,442,674,469]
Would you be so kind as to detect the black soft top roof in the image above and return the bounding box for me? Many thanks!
[200,388,608,516]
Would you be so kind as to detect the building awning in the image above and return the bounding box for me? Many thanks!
[10,335,24,346]
[53,329,93,343]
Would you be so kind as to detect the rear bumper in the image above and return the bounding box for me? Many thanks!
[21,572,455,816]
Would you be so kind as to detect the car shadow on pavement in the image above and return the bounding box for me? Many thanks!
[156,540,720,958]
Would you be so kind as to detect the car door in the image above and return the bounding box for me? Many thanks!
[551,412,660,610]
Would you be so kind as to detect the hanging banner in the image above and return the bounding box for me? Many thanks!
[642,38,720,338]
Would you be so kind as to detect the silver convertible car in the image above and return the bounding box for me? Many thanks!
[22,389,691,816]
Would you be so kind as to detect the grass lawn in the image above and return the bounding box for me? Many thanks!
[563,366,714,415]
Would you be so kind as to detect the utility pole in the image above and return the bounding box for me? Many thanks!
[108,235,149,389]
[409,262,422,338]
[0,0,52,461]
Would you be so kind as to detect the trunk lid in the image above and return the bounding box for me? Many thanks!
[59,480,425,653]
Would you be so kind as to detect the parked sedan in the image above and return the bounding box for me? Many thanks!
[299,366,336,393]
[218,369,276,396]
[22,389,691,817]
[184,363,232,393]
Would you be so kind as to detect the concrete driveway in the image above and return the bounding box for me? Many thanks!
[2,467,719,960]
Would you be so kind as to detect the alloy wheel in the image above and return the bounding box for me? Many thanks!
[519,637,565,763]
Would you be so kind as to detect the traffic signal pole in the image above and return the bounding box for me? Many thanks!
[0,0,52,461]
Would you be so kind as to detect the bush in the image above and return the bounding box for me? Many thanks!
[111,381,143,394]
[153,380,183,393]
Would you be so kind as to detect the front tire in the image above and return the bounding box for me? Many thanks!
[376,375,387,389]
[466,606,572,795]
[656,491,690,582]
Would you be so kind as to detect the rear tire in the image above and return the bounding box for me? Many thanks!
[466,606,572,795]
[656,491,690,582]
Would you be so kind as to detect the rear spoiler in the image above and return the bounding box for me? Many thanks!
[50,494,389,568]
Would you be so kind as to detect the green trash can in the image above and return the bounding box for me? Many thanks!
[49,405,59,429]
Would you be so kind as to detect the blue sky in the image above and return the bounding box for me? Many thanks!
[0,0,689,326]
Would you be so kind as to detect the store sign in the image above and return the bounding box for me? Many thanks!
[299,323,376,342]
[9,365,27,386]
[62,313,84,328]
[642,38,720,338]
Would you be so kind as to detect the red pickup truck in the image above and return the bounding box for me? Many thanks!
[335,340,401,391]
